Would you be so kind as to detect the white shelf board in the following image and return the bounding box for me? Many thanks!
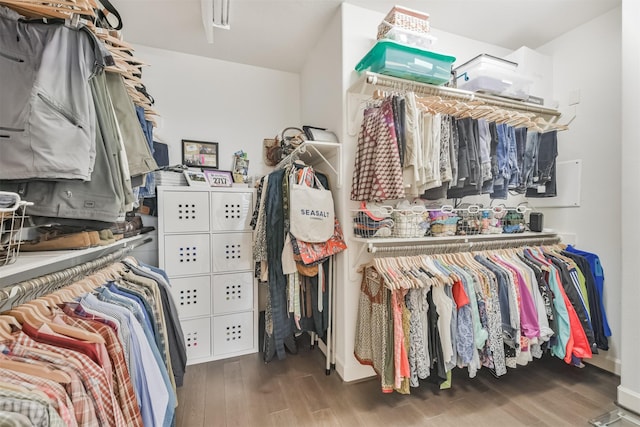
[0,234,149,287]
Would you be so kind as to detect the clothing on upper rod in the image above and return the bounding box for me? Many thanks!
[0,4,159,226]
[0,255,187,426]
[361,72,565,124]
[350,91,559,202]
[354,244,610,394]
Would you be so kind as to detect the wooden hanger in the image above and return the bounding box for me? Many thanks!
[0,320,13,341]
[0,1,72,19]
[0,380,32,394]
[7,304,48,326]
[43,317,106,344]
[0,358,71,385]
[0,315,22,333]
[9,301,105,344]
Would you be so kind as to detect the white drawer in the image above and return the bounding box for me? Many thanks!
[161,191,210,233]
[213,311,254,356]
[210,192,253,231]
[212,272,253,315]
[163,234,210,276]
[170,276,212,318]
[181,317,212,361]
[211,232,253,272]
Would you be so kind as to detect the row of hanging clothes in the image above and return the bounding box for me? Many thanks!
[354,243,611,394]
[0,3,159,226]
[252,162,345,363]
[351,91,567,203]
[0,252,186,427]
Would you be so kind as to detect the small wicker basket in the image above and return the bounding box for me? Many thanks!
[377,6,430,40]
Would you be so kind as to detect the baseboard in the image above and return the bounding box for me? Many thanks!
[586,354,621,375]
[618,386,640,415]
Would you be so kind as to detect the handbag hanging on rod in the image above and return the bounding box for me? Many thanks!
[290,218,348,266]
[289,167,335,243]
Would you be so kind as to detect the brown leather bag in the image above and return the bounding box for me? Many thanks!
[263,127,306,166]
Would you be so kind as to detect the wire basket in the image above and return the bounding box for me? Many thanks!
[352,206,395,238]
[502,208,527,234]
[480,208,506,235]
[0,192,30,266]
[426,206,460,237]
[456,206,483,236]
[391,208,427,238]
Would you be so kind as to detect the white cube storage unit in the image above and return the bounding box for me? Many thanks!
[158,186,257,365]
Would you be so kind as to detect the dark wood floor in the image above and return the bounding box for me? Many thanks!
[175,337,620,427]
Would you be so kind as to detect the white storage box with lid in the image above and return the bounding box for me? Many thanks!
[454,54,532,100]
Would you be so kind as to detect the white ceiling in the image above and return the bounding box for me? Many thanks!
[113,0,620,73]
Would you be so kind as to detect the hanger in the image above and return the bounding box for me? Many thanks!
[8,301,105,344]
[0,1,73,19]
[0,379,33,394]
[0,358,71,385]
[372,89,387,100]
[7,304,49,326]
[46,313,107,344]
[0,319,14,341]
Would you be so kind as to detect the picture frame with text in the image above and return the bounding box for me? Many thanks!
[204,169,233,187]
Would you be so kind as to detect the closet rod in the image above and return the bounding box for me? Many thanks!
[369,235,561,256]
[0,236,151,312]
[361,71,562,118]
[274,141,343,188]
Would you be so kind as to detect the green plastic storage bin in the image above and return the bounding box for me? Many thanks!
[355,39,456,86]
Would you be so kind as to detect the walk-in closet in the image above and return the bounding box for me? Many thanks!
[0,0,637,426]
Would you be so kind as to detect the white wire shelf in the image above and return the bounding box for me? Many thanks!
[275,141,342,188]
[352,231,558,247]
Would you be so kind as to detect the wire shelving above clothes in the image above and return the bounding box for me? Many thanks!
[347,71,567,136]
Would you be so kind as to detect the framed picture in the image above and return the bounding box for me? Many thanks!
[232,156,249,183]
[183,170,209,186]
[182,139,219,169]
[204,169,233,187]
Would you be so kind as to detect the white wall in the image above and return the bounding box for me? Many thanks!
[536,7,621,374]
[299,7,344,372]
[132,45,301,178]
[127,46,301,270]
[619,0,640,414]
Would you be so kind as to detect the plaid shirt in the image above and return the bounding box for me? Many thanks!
[0,410,32,427]
[60,306,144,427]
[62,302,129,374]
[0,367,77,426]
[0,384,65,426]
[11,331,127,427]
[1,348,99,427]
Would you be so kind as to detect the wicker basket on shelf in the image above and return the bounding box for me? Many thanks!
[377,6,430,40]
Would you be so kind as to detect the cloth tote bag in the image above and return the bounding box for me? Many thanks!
[289,167,335,243]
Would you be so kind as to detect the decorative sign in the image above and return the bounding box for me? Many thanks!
[204,169,233,187]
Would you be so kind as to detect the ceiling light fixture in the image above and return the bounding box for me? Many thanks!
[201,0,231,44]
